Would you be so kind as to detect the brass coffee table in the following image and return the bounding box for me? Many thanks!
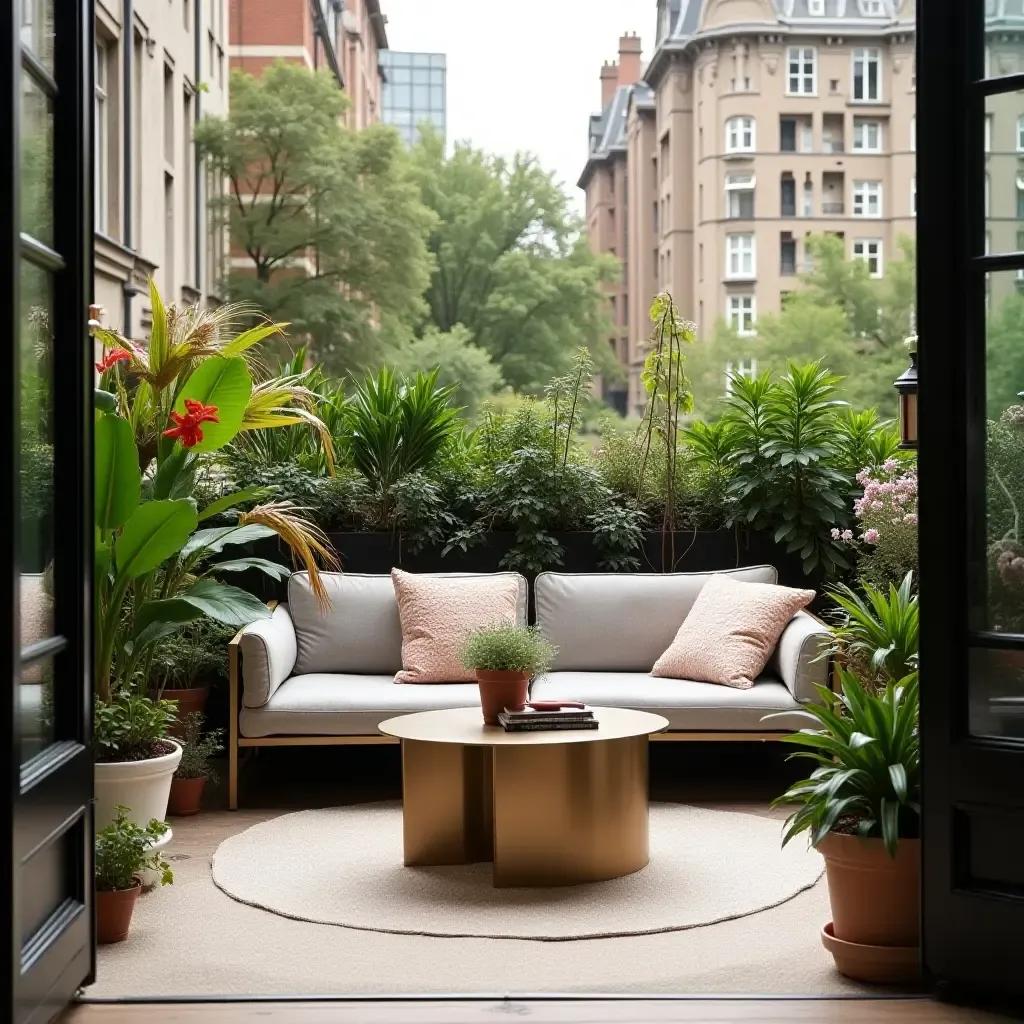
[378,706,669,887]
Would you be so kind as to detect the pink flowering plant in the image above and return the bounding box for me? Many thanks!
[832,459,918,589]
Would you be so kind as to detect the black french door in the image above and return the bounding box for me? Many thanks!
[2,2,95,1023]
[918,0,1024,1003]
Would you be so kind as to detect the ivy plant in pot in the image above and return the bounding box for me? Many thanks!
[95,805,173,944]
[770,670,920,984]
[168,712,224,816]
[93,282,337,833]
[459,623,556,725]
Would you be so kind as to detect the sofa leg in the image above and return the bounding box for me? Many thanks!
[228,636,241,811]
[229,740,239,811]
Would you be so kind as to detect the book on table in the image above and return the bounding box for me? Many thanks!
[498,703,597,731]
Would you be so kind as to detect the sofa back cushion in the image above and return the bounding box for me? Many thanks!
[534,567,779,672]
[288,571,528,676]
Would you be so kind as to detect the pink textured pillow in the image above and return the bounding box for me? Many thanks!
[651,574,814,689]
[391,570,521,684]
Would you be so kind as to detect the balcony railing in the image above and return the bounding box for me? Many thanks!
[822,201,845,215]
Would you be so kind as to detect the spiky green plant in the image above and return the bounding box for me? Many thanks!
[828,571,918,685]
[770,670,920,857]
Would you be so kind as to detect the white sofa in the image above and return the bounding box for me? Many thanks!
[228,566,831,808]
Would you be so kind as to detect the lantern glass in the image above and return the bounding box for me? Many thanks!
[899,389,918,450]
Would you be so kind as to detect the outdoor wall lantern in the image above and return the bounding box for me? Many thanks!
[894,335,918,451]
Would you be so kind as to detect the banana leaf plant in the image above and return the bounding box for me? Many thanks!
[94,296,337,708]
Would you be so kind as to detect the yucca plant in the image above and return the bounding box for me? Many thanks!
[828,571,918,686]
[770,670,920,856]
[344,366,462,523]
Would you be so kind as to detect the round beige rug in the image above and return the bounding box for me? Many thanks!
[211,801,823,941]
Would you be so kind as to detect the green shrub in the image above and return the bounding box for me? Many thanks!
[95,806,173,891]
[94,694,177,763]
[174,712,225,782]
[459,624,557,675]
[151,620,237,692]
[771,670,920,857]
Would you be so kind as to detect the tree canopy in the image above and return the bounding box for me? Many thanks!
[194,62,436,372]
[407,129,620,394]
[686,233,917,418]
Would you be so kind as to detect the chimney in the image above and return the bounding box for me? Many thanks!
[618,32,642,87]
[600,60,619,106]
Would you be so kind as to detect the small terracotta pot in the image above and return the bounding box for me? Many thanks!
[818,833,920,948]
[475,670,530,726]
[155,686,210,737]
[168,775,208,816]
[96,879,142,944]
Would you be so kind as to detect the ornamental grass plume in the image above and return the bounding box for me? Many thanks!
[239,500,340,610]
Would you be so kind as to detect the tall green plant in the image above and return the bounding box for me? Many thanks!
[771,671,920,857]
[828,572,919,686]
[344,366,462,523]
[721,362,852,575]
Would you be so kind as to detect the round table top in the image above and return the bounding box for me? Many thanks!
[378,706,669,746]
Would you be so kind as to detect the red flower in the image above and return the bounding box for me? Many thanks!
[95,348,132,374]
[162,399,220,448]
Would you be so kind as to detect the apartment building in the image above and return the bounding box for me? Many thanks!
[93,0,230,337]
[229,0,387,130]
[380,51,447,148]
[582,0,919,415]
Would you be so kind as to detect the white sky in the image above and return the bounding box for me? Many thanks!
[381,0,659,215]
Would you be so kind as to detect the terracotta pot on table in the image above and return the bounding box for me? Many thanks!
[475,670,530,726]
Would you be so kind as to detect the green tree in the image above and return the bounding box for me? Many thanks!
[382,324,505,416]
[194,63,436,372]
[408,129,619,394]
[687,234,917,417]
[987,291,1024,418]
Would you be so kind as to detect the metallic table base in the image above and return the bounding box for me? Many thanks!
[401,735,650,887]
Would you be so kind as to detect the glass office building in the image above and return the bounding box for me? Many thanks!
[379,50,446,148]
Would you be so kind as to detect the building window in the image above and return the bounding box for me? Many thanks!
[1017,174,1024,219]
[853,239,884,277]
[726,234,756,279]
[853,118,883,152]
[911,116,916,151]
[726,172,755,219]
[728,295,757,336]
[911,175,917,216]
[859,0,884,14]
[1017,116,1024,152]
[780,117,797,152]
[94,37,108,234]
[780,233,797,275]
[852,180,883,218]
[163,60,174,164]
[725,359,758,395]
[787,47,817,96]
[781,173,796,216]
[985,114,993,152]
[808,0,825,13]
[731,42,751,91]
[852,48,882,102]
[725,116,755,153]
[803,177,814,217]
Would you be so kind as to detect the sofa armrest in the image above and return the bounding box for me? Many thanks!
[238,604,297,708]
[770,610,831,703]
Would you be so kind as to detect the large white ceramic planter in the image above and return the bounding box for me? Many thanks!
[94,741,182,832]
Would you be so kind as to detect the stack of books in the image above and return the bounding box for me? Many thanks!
[497,702,597,732]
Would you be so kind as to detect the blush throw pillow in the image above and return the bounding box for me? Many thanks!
[391,570,521,684]
[651,573,815,689]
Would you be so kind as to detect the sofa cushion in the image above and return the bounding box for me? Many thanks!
[652,574,815,689]
[392,569,522,684]
[288,572,528,676]
[238,675,481,737]
[534,567,779,672]
[530,671,811,732]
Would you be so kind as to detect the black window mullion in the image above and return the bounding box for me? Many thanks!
[20,47,57,101]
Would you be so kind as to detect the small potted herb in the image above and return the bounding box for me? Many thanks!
[95,805,173,944]
[168,712,224,816]
[151,621,234,734]
[459,623,556,725]
[770,670,920,983]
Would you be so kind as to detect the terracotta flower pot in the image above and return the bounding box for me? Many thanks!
[475,670,530,726]
[817,832,920,983]
[155,686,210,736]
[168,775,208,816]
[96,878,142,944]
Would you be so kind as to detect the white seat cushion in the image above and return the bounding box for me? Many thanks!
[530,671,812,732]
[238,675,481,737]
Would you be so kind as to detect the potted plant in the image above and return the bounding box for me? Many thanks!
[459,623,556,725]
[95,805,173,944]
[168,712,224,816]
[92,282,338,831]
[151,621,234,735]
[771,670,920,983]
